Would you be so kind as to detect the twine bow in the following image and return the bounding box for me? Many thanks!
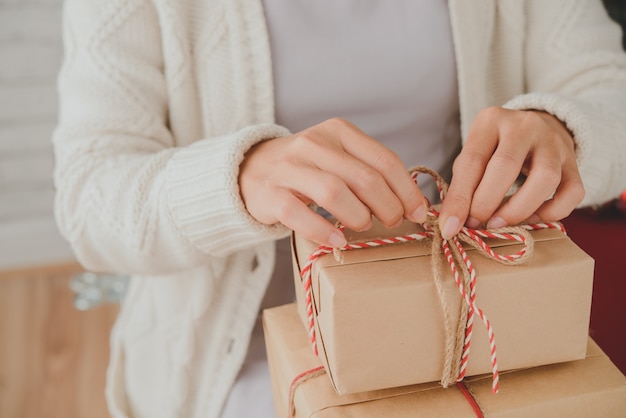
[299,166,565,395]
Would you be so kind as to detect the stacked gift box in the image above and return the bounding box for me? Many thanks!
[264,216,626,417]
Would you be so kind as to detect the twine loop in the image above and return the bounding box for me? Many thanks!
[298,166,565,396]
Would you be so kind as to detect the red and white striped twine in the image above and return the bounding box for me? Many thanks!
[299,167,565,394]
[300,231,432,356]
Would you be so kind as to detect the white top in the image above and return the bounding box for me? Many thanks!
[221,1,460,416]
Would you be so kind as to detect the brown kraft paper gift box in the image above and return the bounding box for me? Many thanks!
[264,303,626,418]
[291,218,594,394]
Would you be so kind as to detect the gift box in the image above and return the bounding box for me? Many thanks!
[291,218,594,394]
[264,303,626,418]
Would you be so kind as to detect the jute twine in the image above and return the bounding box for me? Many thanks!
[416,166,535,389]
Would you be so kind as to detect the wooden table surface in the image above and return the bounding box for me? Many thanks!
[0,263,119,418]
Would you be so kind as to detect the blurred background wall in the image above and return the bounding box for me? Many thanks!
[0,0,74,269]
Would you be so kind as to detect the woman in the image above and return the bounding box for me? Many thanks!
[53,0,626,417]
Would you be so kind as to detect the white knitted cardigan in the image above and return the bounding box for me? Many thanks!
[53,0,626,417]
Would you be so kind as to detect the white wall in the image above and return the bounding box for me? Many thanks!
[0,0,75,269]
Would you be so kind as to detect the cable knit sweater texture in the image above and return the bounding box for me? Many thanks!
[52,0,626,417]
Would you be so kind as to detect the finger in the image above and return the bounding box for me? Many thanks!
[272,190,347,248]
[469,127,534,225]
[315,148,407,228]
[290,129,402,228]
[323,118,428,223]
[439,107,500,238]
[486,151,562,228]
[358,150,428,225]
[534,159,585,222]
[277,163,373,232]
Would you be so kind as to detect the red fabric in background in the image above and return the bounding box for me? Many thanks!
[562,207,626,375]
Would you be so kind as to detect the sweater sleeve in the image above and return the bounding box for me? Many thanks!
[503,0,626,207]
[53,0,290,275]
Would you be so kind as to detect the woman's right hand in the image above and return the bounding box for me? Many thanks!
[239,118,429,247]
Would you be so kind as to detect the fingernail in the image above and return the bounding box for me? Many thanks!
[411,204,428,223]
[328,231,347,248]
[487,216,507,229]
[466,216,481,228]
[442,216,461,240]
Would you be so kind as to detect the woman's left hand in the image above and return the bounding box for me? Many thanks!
[439,107,585,239]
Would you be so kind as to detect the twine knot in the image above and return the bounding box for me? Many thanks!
[412,166,537,392]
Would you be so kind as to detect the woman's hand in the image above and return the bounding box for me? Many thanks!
[439,107,585,239]
[239,118,428,247]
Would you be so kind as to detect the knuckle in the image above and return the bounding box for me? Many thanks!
[317,178,344,206]
[445,193,473,216]
[535,163,562,186]
[542,132,567,156]
[355,166,384,191]
[517,111,547,134]
[492,149,521,167]
[293,132,320,150]
[274,198,296,222]
[326,117,352,130]
[477,106,504,123]
[373,150,401,173]
[452,153,478,176]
